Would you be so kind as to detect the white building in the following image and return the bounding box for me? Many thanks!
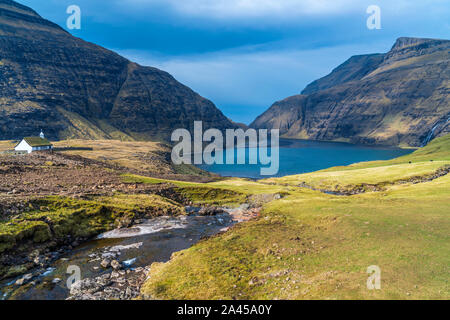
[14,131,53,154]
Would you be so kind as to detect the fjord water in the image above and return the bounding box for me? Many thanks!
[198,139,414,179]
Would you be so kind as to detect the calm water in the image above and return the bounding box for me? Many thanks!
[198,139,414,179]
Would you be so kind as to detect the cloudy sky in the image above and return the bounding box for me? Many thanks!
[21,0,450,124]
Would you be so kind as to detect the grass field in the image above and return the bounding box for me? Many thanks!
[140,134,450,300]
[1,139,208,176]
[54,139,174,174]
[0,139,169,171]
[0,140,15,152]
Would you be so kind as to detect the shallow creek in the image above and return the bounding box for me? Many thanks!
[0,206,253,300]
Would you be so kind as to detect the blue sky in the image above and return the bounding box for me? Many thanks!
[20,0,450,124]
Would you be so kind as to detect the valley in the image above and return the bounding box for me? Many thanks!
[0,134,449,300]
[0,0,448,302]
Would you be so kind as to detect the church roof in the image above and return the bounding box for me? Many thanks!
[23,137,52,147]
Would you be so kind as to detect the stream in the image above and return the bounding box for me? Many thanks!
[0,206,250,300]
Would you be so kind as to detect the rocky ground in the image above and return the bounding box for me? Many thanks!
[67,242,151,300]
[68,267,150,300]
[0,152,212,205]
[4,240,151,300]
[0,153,136,200]
[0,150,224,221]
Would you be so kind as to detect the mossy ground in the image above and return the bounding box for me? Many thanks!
[122,174,289,206]
[141,135,450,300]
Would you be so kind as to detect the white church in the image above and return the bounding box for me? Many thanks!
[14,130,53,154]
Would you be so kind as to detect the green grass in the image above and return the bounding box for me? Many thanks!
[122,174,248,206]
[264,161,449,192]
[141,176,450,300]
[263,134,450,191]
[122,174,289,206]
[140,134,450,300]
[174,186,247,206]
[121,174,200,187]
[172,163,213,176]
[329,133,450,167]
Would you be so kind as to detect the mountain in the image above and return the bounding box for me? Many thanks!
[0,0,234,141]
[251,37,450,147]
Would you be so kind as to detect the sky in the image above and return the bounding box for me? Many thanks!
[19,0,450,124]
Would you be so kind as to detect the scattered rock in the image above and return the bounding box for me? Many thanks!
[122,258,136,267]
[67,266,147,300]
[198,206,225,216]
[100,259,111,268]
[15,273,33,286]
[111,260,121,270]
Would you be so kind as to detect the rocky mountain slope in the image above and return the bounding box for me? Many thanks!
[0,0,234,141]
[251,37,450,147]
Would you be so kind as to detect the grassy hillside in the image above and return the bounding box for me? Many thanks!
[250,38,450,148]
[0,139,214,178]
[140,134,450,300]
[54,139,173,174]
[263,134,450,192]
[0,140,16,151]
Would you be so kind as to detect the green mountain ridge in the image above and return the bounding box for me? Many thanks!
[251,37,450,147]
[0,0,235,141]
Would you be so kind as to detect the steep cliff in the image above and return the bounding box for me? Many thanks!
[251,37,450,147]
[0,0,234,141]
